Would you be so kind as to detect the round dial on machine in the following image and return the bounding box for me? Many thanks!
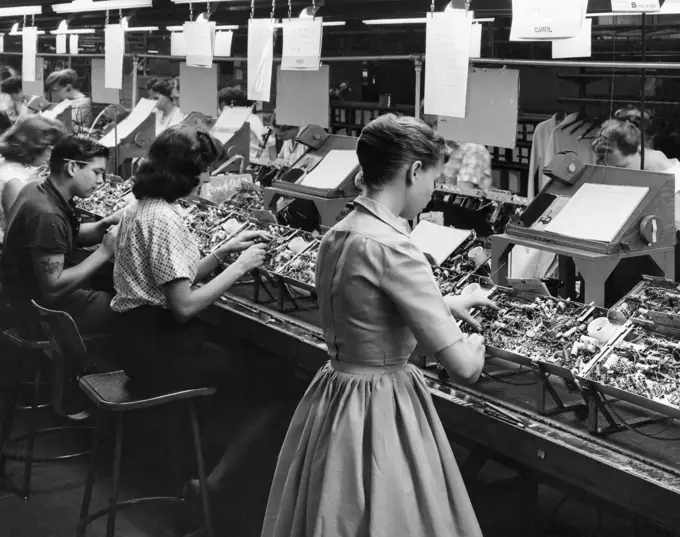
[639,215,661,246]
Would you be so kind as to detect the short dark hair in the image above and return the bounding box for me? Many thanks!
[0,65,17,82]
[49,134,109,176]
[356,114,448,191]
[0,116,67,166]
[1,76,22,95]
[46,68,80,91]
[132,124,224,203]
[147,78,174,99]
[218,87,249,108]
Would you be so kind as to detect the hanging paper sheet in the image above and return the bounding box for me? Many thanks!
[105,24,125,90]
[92,59,120,104]
[281,19,323,71]
[612,0,660,12]
[510,0,584,41]
[424,11,472,118]
[248,19,274,102]
[99,98,157,148]
[23,57,44,97]
[214,31,233,57]
[56,34,67,54]
[22,27,38,82]
[276,66,330,128]
[0,36,4,54]
[171,32,186,57]
[552,18,592,59]
[179,63,218,117]
[70,34,79,55]
[184,21,216,68]
[469,23,483,58]
[437,68,519,149]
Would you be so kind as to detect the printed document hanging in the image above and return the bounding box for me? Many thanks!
[510,0,584,40]
[105,24,125,89]
[22,27,38,82]
[184,21,216,68]
[248,19,274,102]
[424,11,472,119]
[281,19,323,71]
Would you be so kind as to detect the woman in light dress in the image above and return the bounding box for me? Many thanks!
[147,78,185,136]
[0,115,66,242]
[261,114,496,537]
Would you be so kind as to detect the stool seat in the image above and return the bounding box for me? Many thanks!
[1,327,51,350]
[79,371,217,412]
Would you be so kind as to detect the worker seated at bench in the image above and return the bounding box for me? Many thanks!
[1,134,121,334]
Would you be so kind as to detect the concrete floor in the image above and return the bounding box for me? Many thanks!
[0,345,675,537]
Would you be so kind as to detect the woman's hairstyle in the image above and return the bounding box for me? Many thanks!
[146,78,174,99]
[218,87,249,108]
[356,114,448,190]
[46,68,80,91]
[592,106,653,162]
[49,134,110,175]
[0,76,22,96]
[132,124,224,203]
[0,116,67,166]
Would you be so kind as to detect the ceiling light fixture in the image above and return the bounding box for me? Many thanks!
[51,20,95,34]
[120,16,157,32]
[363,16,492,25]
[166,24,239,31]
[0,5,42,17]
[274,21,345,28]
[9,22,45,35]
[52,0,153,15]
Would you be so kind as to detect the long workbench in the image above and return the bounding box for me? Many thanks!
[201,278,680,534]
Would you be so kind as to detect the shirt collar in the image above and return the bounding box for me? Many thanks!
[353,196,412,237]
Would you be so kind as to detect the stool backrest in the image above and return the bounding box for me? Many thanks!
[31,300,87,358]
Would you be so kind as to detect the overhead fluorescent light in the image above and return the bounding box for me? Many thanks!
[586,12,643,17]
[52,0,153,14]
[0,6,42,17]
[166,24,239,31]
[125,26,158,32]
[363,16,491,25]
[274,21,346,28]
[9,23,46,35]
[51,28,95,34]
[170,0,234,3]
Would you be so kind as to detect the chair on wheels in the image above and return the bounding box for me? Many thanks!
[31,301,217,537]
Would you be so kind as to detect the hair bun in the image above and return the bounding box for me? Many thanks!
[613,106,647,130]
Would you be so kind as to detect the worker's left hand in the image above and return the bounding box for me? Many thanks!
[224,230,272,253]
[445,294,498,331]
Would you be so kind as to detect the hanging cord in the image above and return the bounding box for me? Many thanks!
[119,9,123,23]
[207,1,211,18]
[270,0,276,20]
[22,14,26,30]
[105,10,110,26]
[430,0,435,16]
[288,0,292,21]
[250,0,255,19]
[312,0,316,19]
[189,2,194,21]
[31,13,35,27]
[601,393,680,441]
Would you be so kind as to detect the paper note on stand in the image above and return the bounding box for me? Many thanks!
[23,57,44,97]
[299,150,360,190]
[70,34,79,54]
[511,0,584,41]
[211,106,251,144]
[105,24,125,89]
[281,19,323,71]
[437,68,519,149]
[99,98,157,148]
[544,183,649,243]
[92,59,120,105]
[410,221,472,266]
[248,19,274,102]
[171,32,186,57]
[276,66,330,128]
[42,99,73,121]
[424,11,472,119]
[22,27,38,82]
[469,23,483,58]
[214,31,233,57]
[56,34,67,54]
[179,63,218,117]
[184,21,216,68]
[552,18,592,59]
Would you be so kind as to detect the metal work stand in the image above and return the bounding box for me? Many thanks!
[490,234,675,307]
[533,364,588,419]
[583,385,665,436]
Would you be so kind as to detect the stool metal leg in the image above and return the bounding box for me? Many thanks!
[188,401,214,537]
[77,413,103,537]
[106,413,124,537]
[21,361,41,499]
[0,386,17,480]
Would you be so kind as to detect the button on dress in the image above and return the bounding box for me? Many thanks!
[261,196,482,537]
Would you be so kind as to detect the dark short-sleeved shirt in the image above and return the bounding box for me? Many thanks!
[1,179,80,305]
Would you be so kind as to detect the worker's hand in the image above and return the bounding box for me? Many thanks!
[224,230,272,254]
[100,224,118,259]
[445,294,498,330]
[461,333,486,361]
[234,243,267,274]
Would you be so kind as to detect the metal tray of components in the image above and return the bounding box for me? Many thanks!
[195,210,255,255]
[256,225,308,278]
[275,239,320,292]
[611,275,680,328]
[76,177,132,219]
[577,321,680,421]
